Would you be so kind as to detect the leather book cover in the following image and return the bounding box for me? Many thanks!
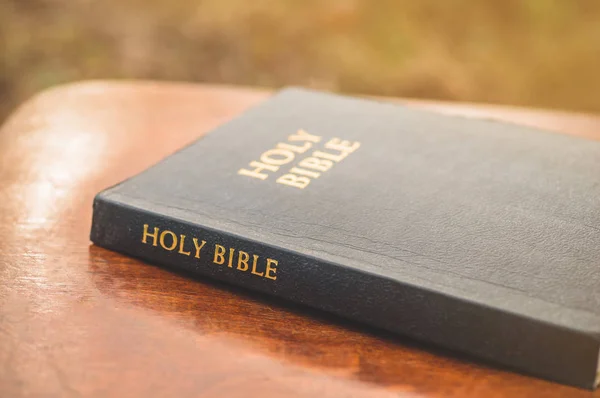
[90,88,600,389]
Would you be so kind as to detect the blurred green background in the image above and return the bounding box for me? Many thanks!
[2,0,600,122]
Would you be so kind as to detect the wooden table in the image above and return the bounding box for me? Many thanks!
[1,81,599,397]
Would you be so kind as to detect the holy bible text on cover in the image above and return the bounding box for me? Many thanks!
[90,88,600,389]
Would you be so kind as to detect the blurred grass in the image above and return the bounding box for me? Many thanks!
[1,0,600,122]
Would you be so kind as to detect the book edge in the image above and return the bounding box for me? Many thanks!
[96,190,600,336]
[90,192,600,389]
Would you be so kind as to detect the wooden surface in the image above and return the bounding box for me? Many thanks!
[1,81,599,398]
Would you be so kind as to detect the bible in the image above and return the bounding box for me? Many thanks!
[90,88,600,389]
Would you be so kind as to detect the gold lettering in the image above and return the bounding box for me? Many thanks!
[276,174,311,189]
[192,238,206,259]
[289,167,320,179]
[227,247,235,268]
[313,149,347,162]
[142,224,159,246]
[289,129,321,143]
[178,234,191,256]
[250,254,264,276]
[238,161,279,180]
[265,258,278,280]
[277,141,311,154]
[213,244,226,264]
[298,156,333,172]
[237,133,358,191]
[325,138,361,153]
[237,251,250,271]
[159,230,178,251]
[260,148,295,165]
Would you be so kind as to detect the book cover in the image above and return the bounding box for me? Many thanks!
[90,88,600,389]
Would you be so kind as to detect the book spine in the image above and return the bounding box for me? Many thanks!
[90,195,599,390]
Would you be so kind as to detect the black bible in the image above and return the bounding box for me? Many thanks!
[90,88,600,389]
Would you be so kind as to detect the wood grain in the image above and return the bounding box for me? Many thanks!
[1,81,599,398]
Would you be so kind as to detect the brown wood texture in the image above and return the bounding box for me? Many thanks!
[1,81,599,398]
